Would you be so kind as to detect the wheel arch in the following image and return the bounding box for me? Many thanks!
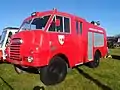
[51,53,70,68]
[95,49,101,58]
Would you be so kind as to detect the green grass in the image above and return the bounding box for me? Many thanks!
[0,48,120,90]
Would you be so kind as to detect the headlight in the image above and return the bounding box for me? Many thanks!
[27,56,33,62]
[19,39,23,43]
[11,38,23,44]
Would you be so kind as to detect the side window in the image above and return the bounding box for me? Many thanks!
[56,16,63,32]
[48,15,70,33]
[6,32,12,45]
[76,21,79,34]
[49,16,63,32]
[8,32,12,38]
[80,22,82,34]
[94,33,104,47]
[64,17,70,33]
[76,21,82,34]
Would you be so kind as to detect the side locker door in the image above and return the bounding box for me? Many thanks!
[75,20,83,64]
[88,32,93,61]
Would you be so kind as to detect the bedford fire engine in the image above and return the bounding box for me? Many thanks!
[0,27,19,61]
[6,9,108,85]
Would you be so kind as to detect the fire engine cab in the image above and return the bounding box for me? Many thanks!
[0,27,19,61]
[6,9,108,85]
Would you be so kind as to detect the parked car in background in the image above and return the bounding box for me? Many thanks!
[0,27,19,61]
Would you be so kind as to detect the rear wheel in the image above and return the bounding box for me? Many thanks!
[40,57,67,85]
[88,51,100,68]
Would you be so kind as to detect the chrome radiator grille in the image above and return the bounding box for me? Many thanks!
[9,38,22,61]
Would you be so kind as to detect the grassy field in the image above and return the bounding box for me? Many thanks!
[0,48,120,90]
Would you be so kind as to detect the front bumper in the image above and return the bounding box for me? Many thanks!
[6,53,41,67]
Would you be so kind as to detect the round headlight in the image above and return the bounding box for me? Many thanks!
[19,39,23,44]
[27,56,33,62]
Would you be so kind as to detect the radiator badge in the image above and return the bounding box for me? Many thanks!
[58,35,65,45]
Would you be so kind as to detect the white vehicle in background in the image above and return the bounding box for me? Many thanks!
[0,27,19,61]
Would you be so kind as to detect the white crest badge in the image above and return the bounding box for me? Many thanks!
[58,35,65,45]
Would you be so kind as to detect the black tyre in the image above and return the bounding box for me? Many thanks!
[88,51,100,68]
[40,57,67,85]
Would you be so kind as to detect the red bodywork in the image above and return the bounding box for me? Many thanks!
[6,9,108,68]
[0,50,3,61]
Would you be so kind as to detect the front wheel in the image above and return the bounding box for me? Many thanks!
[87,52,100,68]
[40,57,67,85]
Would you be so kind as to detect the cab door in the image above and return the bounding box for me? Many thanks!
[47,15,72,62]
[47,15,64,51]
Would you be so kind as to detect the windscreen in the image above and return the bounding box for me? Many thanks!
[19,15,50,31]
[19,20,31,31]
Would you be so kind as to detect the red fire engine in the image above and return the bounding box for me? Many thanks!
[6,9,108,85]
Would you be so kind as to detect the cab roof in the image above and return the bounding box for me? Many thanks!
[24,8,105,31]
[24,8,86,22]
[4,27,19,30]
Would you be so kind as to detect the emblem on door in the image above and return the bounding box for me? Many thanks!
[58,35,65,45]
